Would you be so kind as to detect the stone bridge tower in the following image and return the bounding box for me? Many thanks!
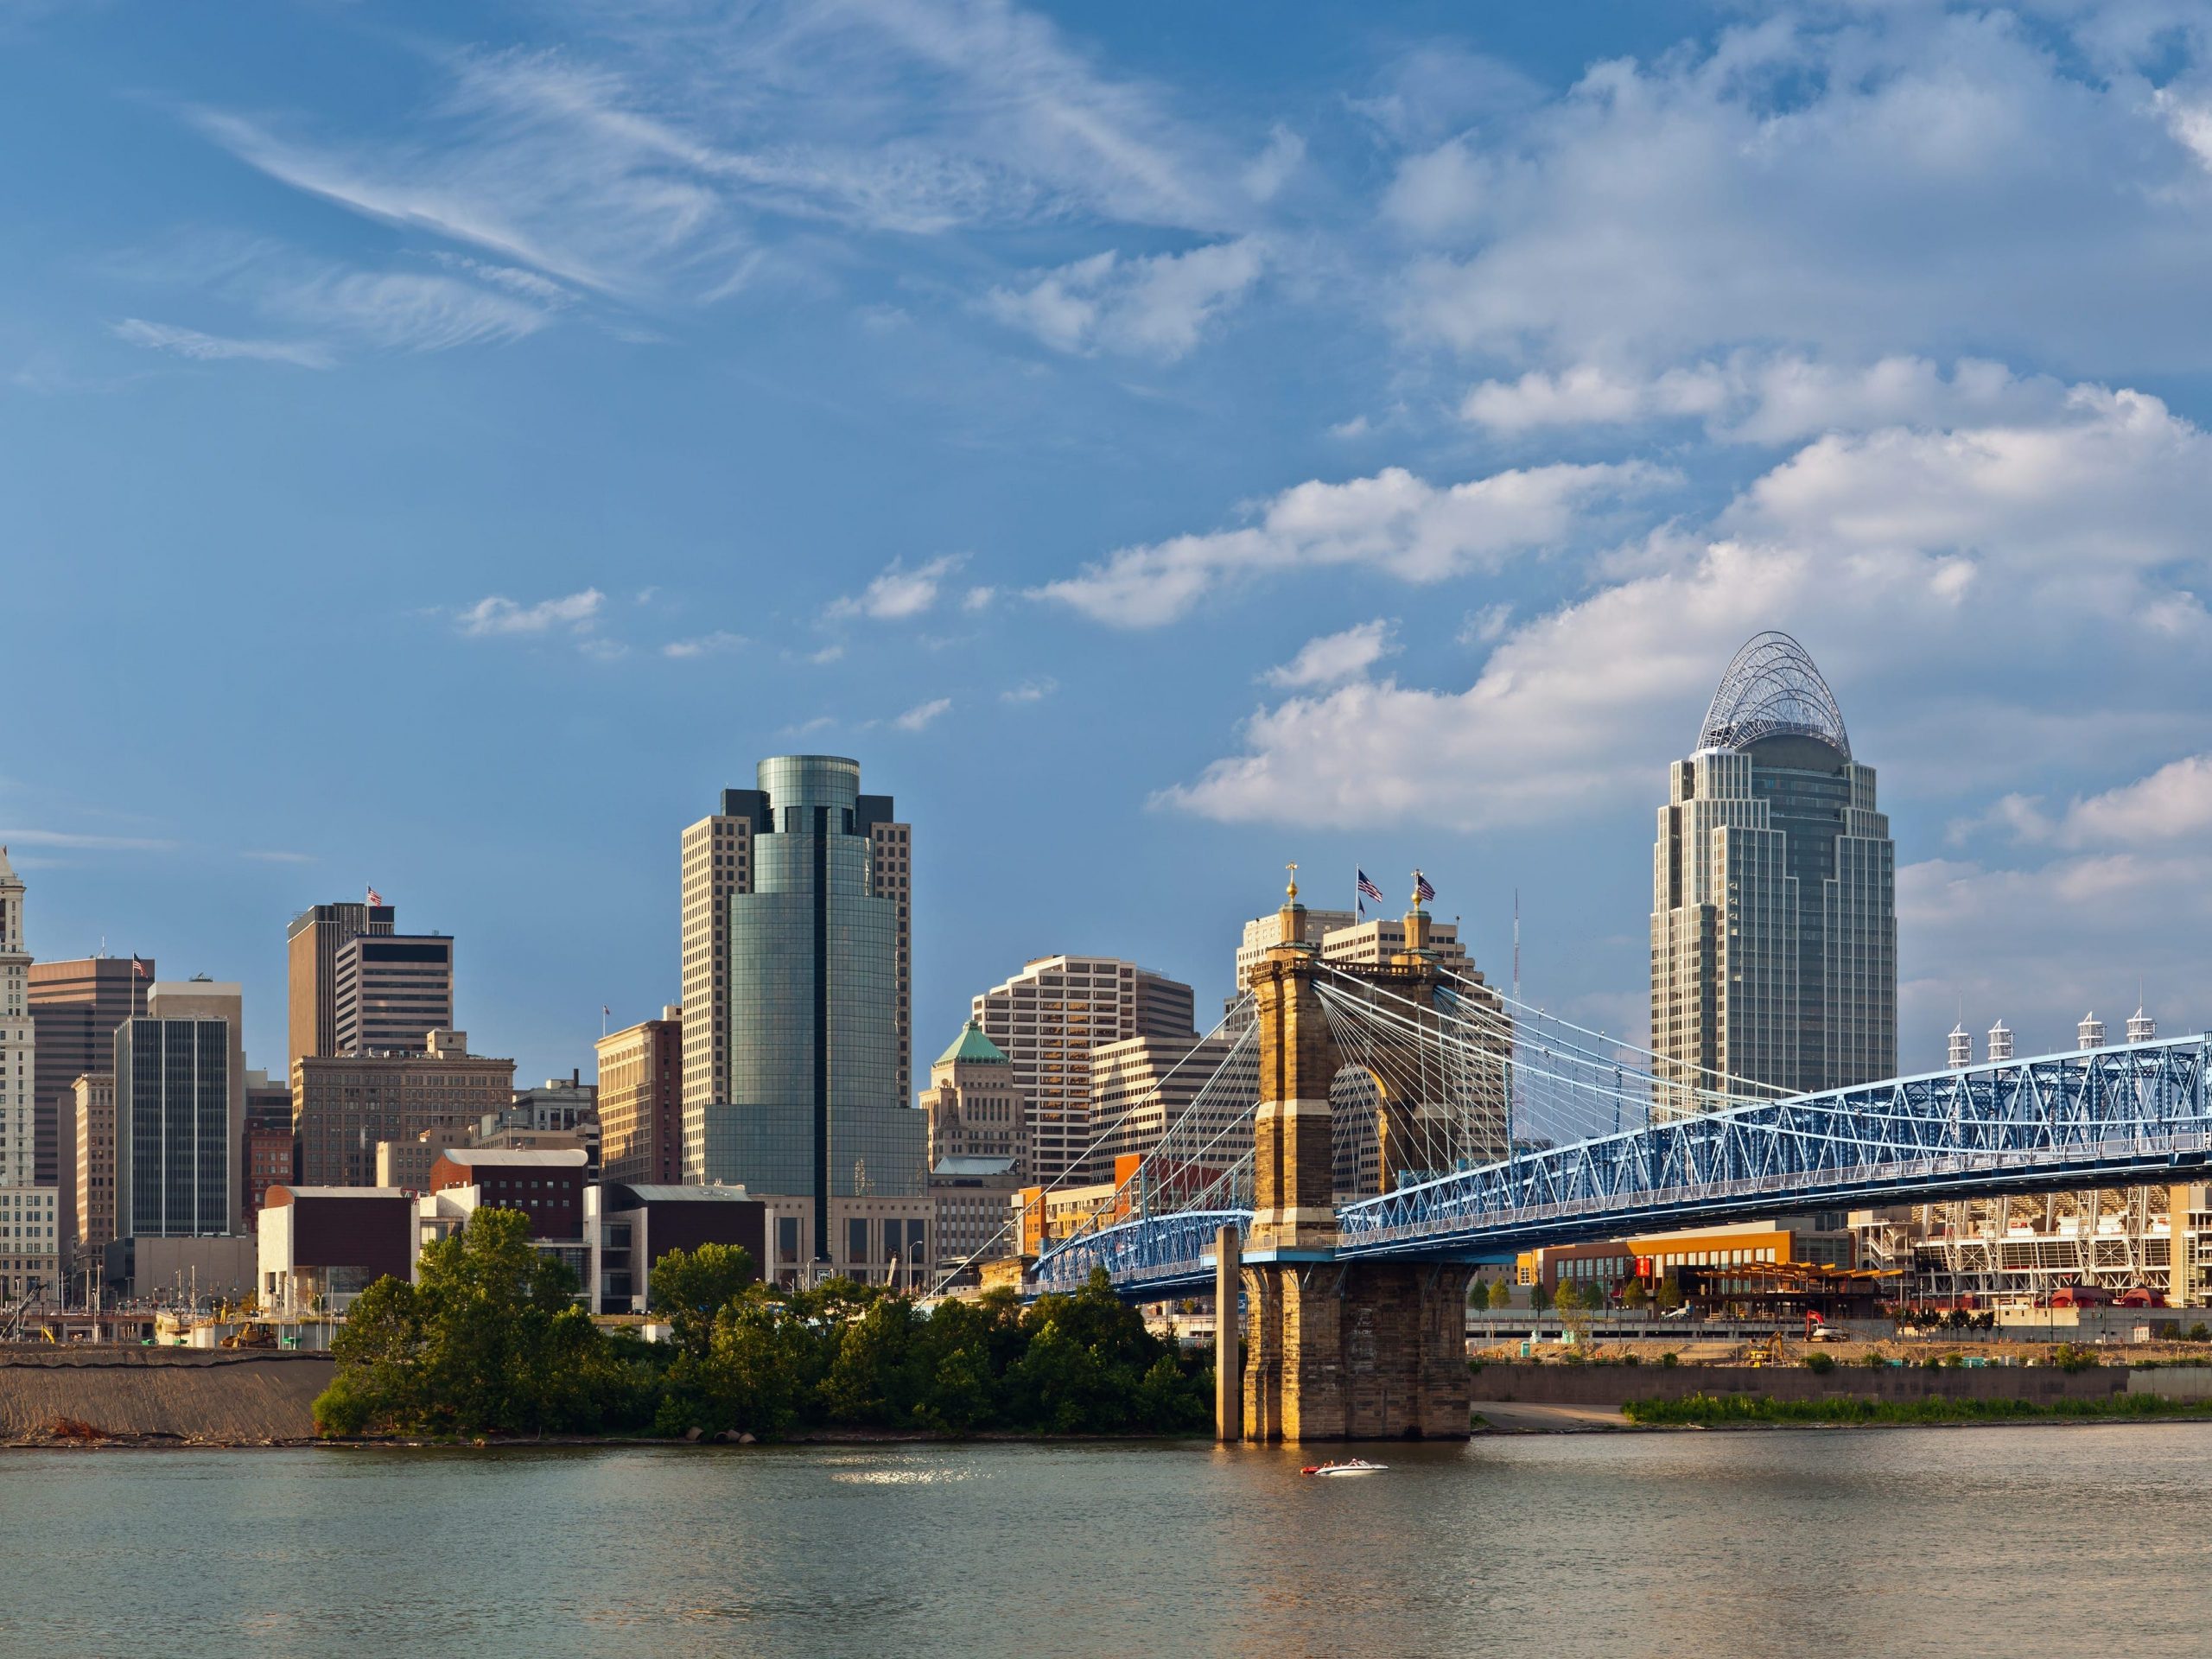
[1227,873,1478,1443]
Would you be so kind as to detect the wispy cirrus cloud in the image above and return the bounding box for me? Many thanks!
[110,318,332,369]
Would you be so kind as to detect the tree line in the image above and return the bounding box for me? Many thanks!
[313,1207,1213,1440]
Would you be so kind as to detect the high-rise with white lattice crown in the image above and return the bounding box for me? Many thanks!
[1651,632,1897,1103]
[0,850,59,1303]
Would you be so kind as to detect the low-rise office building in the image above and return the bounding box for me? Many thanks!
[257,1185,415,1315]
[930,1155,1021,1285]
[416,1148,591,1293]
[592,1182,765,1313]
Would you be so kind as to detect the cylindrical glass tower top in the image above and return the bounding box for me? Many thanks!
[756,754,860,810]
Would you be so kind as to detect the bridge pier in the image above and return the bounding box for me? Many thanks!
[1232,876,1475,1443]
[1214,1224,1242,1443]
[1240,1260,1474,1441]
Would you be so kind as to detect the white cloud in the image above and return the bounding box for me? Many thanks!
[241,849,317,864]
[1243,124,1305,202]
[1161,387,2212,830]
[985,237,1265,360]
[1461,353,2063,445]
[1389,12,2212,371]
[271,269,550,353]
[1458,603,1513,646]
[961,586,997,612]
[456,588,605,637]
[828,555,965,621]
[1263,620,1398,690]
[1033,460,1667,626]
[110,318,332,369]
[1001,677,1057,702]
[893,696,952,732]
[662,631,747,658]
[1986,754,2212,849]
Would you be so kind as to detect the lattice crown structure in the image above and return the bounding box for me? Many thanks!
[1697,630,1851,758]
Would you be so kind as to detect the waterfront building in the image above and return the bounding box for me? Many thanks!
[596,1008,683,1186]
[71,1073,116,1269]
[417,1147,591,1292]
[680,760,913,1146]
[683,757,925,1267]
[2079,1012,2107,1049]
[30,953,151,1251]
[0,851,58,1302]
[591,1183,766,1313]
[100,1234,255,1305]
[1014,1154,1142,1255]
[286,900,394,1066]
[292,1030,514,1187]
[752,1190,934,1290]
[243,1068,295,1224]
[257,1185,414,1315]
[115,982,246,1237]
[971,956,1197,1186]
[334,931,454,1057]
[1650,632,1897,1101]
[1516,1215,1858,1300]
[1987,1019,2014,1062]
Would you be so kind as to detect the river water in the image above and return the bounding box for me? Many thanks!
[5,1427,2209,1657]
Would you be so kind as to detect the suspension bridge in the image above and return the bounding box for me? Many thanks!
[1019,878,2212,1443]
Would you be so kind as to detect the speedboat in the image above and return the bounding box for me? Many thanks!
[1300,1458,1387,1477]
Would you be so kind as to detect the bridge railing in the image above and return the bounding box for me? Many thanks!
[1337,1036,2212,1254]
[1029,1210,1246,1298]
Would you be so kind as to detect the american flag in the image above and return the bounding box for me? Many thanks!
[130,953,148,979]
[1415,871,1436,903]
[1357,869,1384,905]
[366,886,384,907]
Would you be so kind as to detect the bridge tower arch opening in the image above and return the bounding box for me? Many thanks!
[1236,879,1480,1444]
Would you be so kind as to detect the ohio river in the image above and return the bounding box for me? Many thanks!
[7,1426,2211,1657]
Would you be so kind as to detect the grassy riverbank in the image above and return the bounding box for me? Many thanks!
[1623,1390,2203,1427]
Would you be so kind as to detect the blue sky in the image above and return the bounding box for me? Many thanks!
[8,0,2212,1085]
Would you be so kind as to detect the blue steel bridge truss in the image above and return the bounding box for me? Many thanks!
[1029,1034,2212,1299]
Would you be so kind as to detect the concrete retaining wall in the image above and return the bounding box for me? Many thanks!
[1469,1361,2127,1407]
[0,1349,336,1442]
[2128,1367,2212,1401]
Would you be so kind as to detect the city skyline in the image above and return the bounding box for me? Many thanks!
[7,3,2212,1087]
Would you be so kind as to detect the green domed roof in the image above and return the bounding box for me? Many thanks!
[935,1018,1008,1065]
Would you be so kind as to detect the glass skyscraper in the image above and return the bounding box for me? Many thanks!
[686,756,924,1259]
[1651,632,1897,1103]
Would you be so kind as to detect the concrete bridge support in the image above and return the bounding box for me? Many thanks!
[1241,1260,1475,1441]
[1226,879,1476,1443]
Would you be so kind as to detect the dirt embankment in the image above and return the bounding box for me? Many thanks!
[0,1349,335,1446]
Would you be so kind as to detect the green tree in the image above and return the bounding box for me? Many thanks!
[1620,1275,1649,1313]
[315,1206,624,1438]
[649,1243,757,1359]
[1487,1278,1514,1311]
[1528,1281,1550,1313]
[1656,1275,1684,1313]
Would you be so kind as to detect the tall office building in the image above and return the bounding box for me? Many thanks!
[243,1069,295,1224]
[334,932,454,1055]
[29,953,151,1255]
[971,957,1198,1185]
[1651,632,1897,1101]
[681,764,912,1131]
[683,757,925,1264]
[116,991,240,1240]
[597,1008,683,1187]
[72,1072,117,1266]
[287,900,395,1065]
[0,850,57,1301]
